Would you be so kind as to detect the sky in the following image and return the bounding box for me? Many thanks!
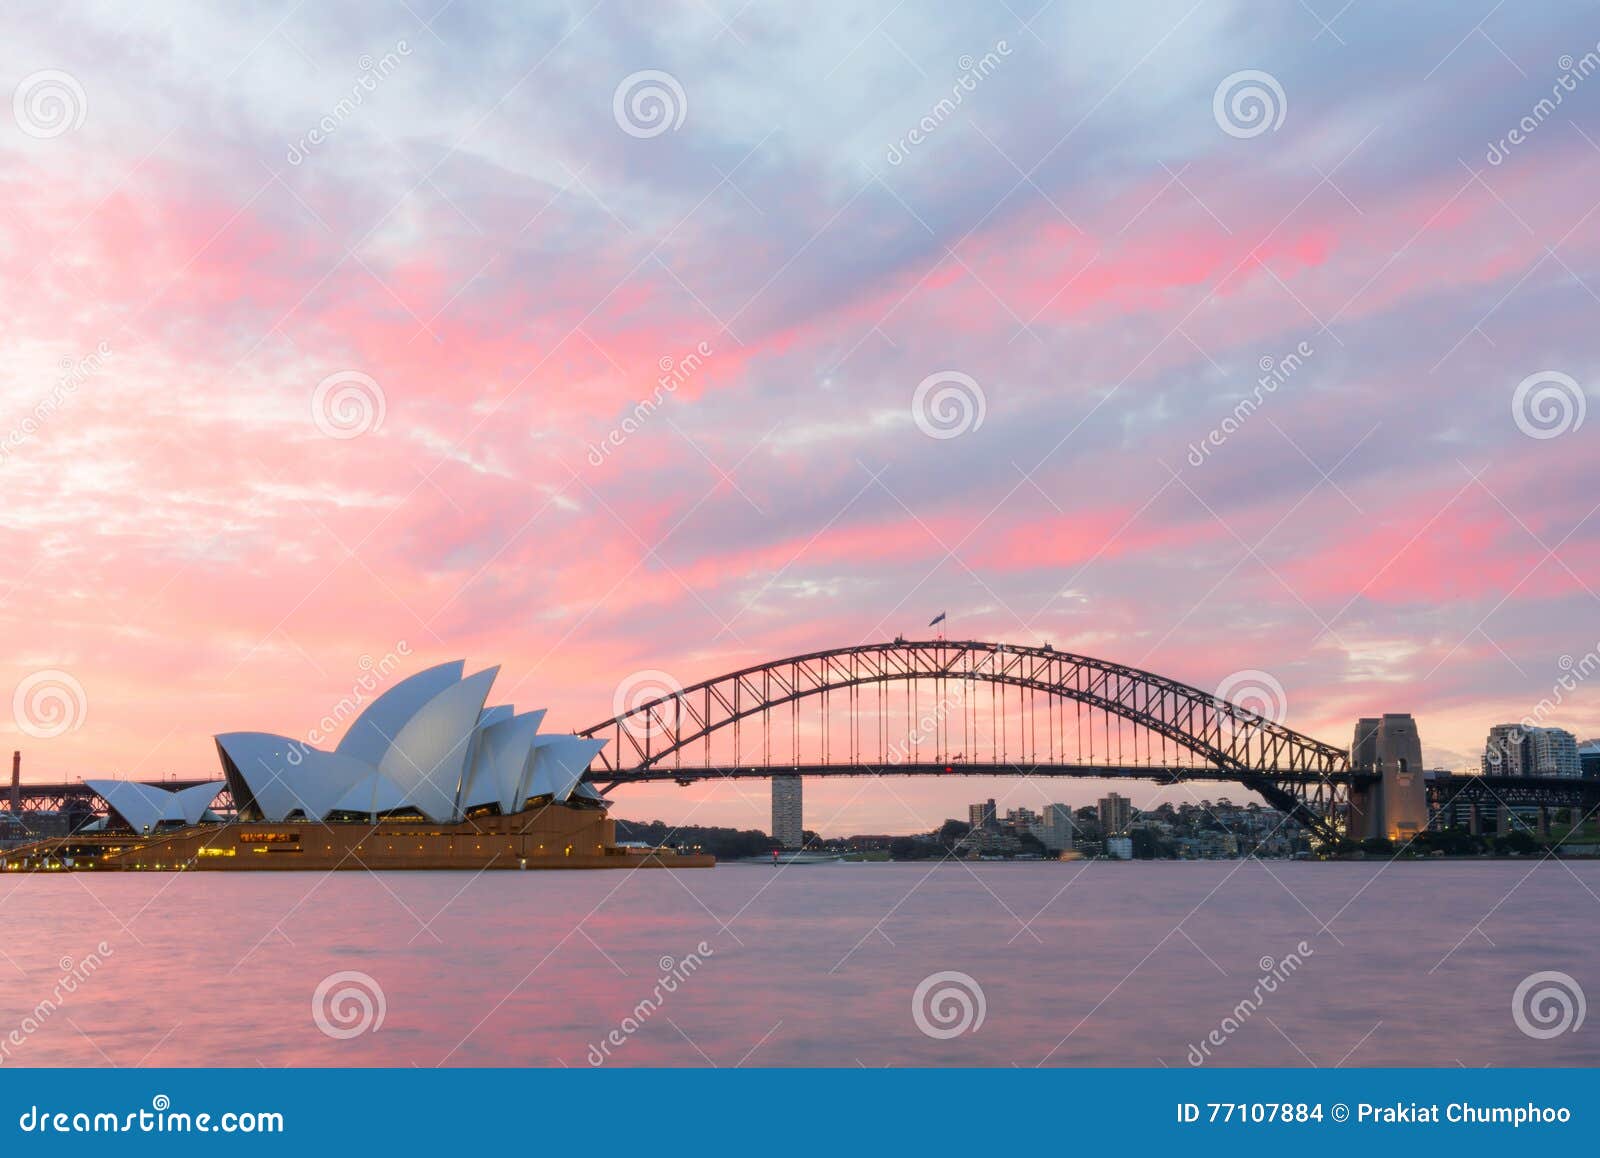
[2,0,1598,836]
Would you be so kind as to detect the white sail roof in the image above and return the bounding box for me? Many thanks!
[211,663,605,824]
[328,769,412,817]
[478,705,515,728]
[335,660,465,767]
[274,750,371,820]
[88,779,224,833]
[171,781,226,823]
[377,667,498,822]
[523,735,606,804]
[461,709,546,813]
[215,732,314,821]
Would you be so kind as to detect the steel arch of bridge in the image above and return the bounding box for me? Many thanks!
[580,641,1356,840]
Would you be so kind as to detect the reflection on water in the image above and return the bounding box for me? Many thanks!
[0,860,1594,1067]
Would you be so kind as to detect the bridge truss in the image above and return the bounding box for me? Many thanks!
[580,640,1362,841]
[3,780,232,815]
[1428,772,1600,815]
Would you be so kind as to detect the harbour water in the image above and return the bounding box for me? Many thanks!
[1,860,1594,1068]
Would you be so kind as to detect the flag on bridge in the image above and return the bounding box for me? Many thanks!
[929,611,946,627]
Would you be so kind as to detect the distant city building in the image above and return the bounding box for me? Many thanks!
[1194,830,1238,858]
[1528,727,1581,778]
[1004,805,1041,830]
[1482,724,1530,776]
[1002,805,1052,848]
[933,797,1308,860]
[1098,792,1132,837]
[772,775,803,849]
[968,798,997,831]
[1580,740,1600,779]
[1481,724,1581,778]
[1041,803,1075,852]
[1348,714,1428,841]
[958,828,1027,857]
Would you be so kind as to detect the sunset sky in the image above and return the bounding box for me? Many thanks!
[3,1,1598,835]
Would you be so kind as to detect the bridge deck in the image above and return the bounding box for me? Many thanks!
[591,762,1376,786]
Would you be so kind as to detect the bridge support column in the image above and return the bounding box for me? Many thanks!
[1538,806,1549,838]
[1348,715,1428,842]
[1469,803,1480,836]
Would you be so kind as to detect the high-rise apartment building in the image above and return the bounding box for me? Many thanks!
[1041,803,1076,851]
[1527,727,1581,778]
[1482,723,1530,776]
[1482,724,1581,778]
[772,775,803,848]
[1098,792,1132,837]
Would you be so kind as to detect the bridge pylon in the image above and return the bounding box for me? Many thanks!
[1348,715,1428,842]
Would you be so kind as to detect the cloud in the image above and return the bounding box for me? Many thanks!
[2,1,1598,830]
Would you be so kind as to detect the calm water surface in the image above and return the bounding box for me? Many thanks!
[1,860,1595,1067]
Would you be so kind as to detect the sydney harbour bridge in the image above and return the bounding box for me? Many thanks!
[576,640,1359,840]
[12,640,1592,843]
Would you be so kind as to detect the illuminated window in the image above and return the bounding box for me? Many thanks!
[239,832,298,844]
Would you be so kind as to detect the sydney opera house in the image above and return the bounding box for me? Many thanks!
[5,662,709,871]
